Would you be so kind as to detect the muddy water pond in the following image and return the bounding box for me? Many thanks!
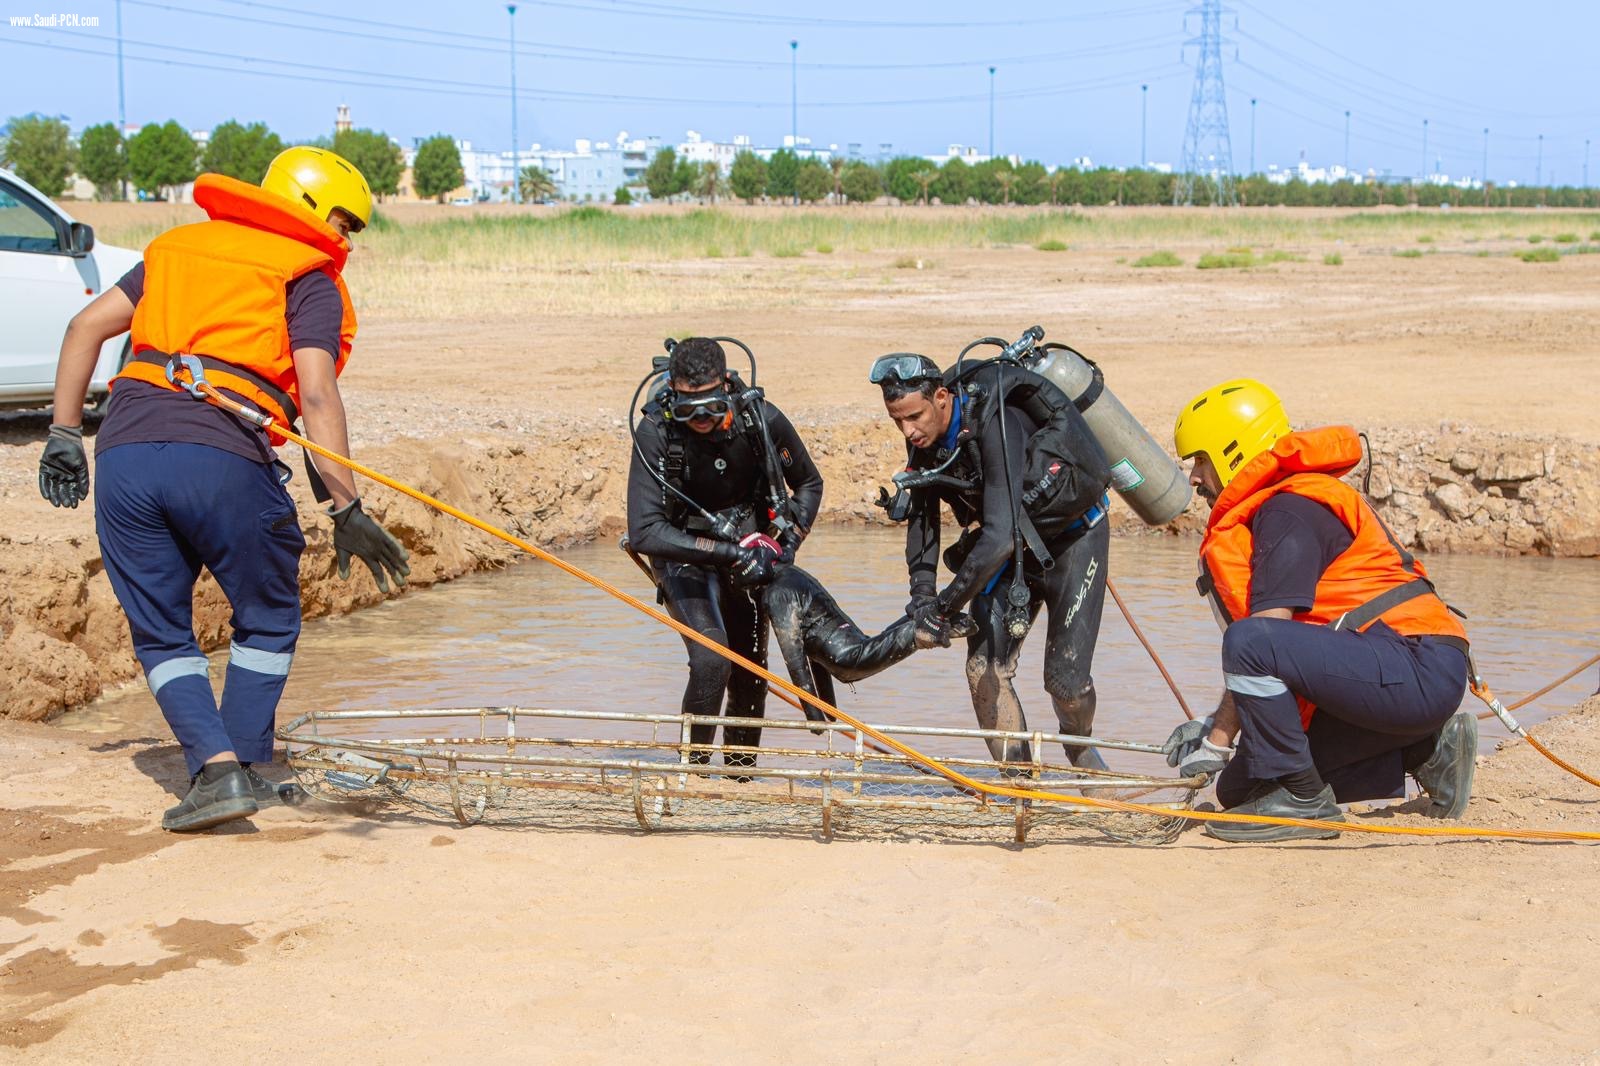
[60,529,1600,758]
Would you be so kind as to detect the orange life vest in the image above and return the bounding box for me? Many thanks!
[115,172,357,445]
[1199,426,1469,726]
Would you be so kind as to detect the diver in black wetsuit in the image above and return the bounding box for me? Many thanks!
[765,565,974,718]
[871,351,1113,767]
[626,337,824,770]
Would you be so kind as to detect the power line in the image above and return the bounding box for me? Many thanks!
[1232,0,1599,124]
[0,35,1183,113]
[522,0,1183,30]
[133,0,1179,73]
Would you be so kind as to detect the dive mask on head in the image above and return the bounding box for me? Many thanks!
[869,353,942,386]
[668,385,734,423]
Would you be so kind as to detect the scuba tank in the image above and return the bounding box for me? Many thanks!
[1017,333,1192,526]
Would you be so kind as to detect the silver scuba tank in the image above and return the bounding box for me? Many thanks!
[1021,343,1192,526]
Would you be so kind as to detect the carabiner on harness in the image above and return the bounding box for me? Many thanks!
[163,353,210,399]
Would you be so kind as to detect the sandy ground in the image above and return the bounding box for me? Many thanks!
[4,207,1600,1060]
[4,698,1600,1063]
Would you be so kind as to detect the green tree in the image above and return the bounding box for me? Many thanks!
[932,157,971,204]
[78,122,127,200]
[882,155,927,203]
[201,120,283,183]
[1038,167,1065,206]
[672,157,698,197]
[728,149,768,203]
[411,135,464,202]
[828,156,845,202]
[971,158,1014,204]
[766,147,799,198]
[0,114,76,196]
[127,120,198,200]
[519,164,557,201]
[644,146,677,200]
[840,161,883,203]
[613,185,634,205]
[795,159,831,204]
[911,168,937,205]
[333,128,403,198]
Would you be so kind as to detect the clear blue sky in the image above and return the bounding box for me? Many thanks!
[3,0,1597,184]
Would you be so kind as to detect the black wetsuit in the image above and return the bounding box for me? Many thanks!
[627,398,823,766]
[767,565,920,716]
[904,363,1112,764]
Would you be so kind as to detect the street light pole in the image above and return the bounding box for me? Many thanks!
[1421,118,1428,181]
[1343,109,1350,174]
[508,4,520,204]
[1140,84,1147,168]
[988,66,996,159]
[1585,138,1591,189]
[1482,127,1489,186]
[790,39,798,205]
[116,0,127,200]
[1536,132,1543,187]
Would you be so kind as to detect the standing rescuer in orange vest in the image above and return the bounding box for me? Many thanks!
[38,147,410,833]
[1163,380,1476,842]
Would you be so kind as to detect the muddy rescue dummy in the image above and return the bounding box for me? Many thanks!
[1163,380,1477,842]
[871,352,1112,769]
[37,147,409,832]
[626,337,823,773]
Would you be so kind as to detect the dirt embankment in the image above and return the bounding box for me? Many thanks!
[2,421,1597,722]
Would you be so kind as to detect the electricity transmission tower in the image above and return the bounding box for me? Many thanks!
[1175,0,1237,206]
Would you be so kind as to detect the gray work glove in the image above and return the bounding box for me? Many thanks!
[328,499,411,593]
[1162,716,1234,777]
[39,424,90,508]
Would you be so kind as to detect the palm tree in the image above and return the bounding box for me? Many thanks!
[995,170,1017,206]
[519,164,557,202]
[912,169,936,206]
[695,160,725,204]
[1036,168,1062,204]
[829,157,845,204]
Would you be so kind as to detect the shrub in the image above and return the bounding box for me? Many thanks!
[770,245,803,258]
[1527,234,1544,243]
[1226,245,1253,254]
[1323,252,1343,266]
[1519,247,1560,262]
[703,245,723,258]
[1553,232,1579,243]
[1591,230,1600,241]
[1393,248,1424,258]
[1416,234,1434,243]
[1260,250,1305,263]
[1035,239,1068,252]
[892,255,930,269]
[1197,251,1254,269]
[815,243,833,254]
[1132,250,1182,267]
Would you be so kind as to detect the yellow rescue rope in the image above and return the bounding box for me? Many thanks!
[183,374,1600,843]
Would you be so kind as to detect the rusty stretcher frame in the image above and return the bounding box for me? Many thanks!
[277,707,1204,843]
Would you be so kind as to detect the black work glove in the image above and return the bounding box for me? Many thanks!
[39,424,90,508]
[726,532,782,589]
[905,585,939,618]
[910,595,953,648]
[328,499,411,593]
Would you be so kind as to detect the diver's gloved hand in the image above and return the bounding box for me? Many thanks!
[727,531,782,589]
[776,528,803,568]
[1163,716,1232,777]
[905,586,939,618]
[911,596,953,648]
[329,498,411,593]
[39,424,90,508]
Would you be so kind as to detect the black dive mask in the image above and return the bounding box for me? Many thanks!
[666,384,734,423]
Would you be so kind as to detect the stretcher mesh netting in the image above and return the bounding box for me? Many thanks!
[279,708,1202,844]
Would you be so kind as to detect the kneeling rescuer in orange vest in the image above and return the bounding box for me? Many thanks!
[1162,381,1477,842]
[39,147,410,832]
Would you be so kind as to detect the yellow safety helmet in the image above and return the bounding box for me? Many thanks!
[260,146,372,233]
[1173,379,1291,488]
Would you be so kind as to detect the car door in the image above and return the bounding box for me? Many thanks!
[0,177,100,394]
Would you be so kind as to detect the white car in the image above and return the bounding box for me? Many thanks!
[0,168,141,411]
